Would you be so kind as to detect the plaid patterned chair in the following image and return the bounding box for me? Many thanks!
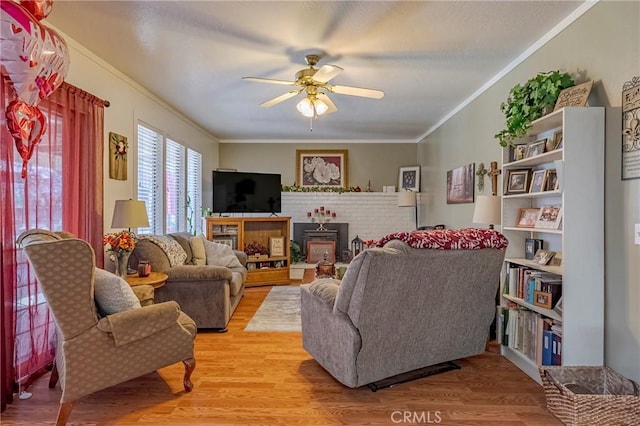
[17,230,197,425]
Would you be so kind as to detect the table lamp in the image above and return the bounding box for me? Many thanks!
[111,199,150,232]
[472,195,501,229]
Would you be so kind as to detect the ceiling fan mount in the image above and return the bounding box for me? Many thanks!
[242,53,384,118]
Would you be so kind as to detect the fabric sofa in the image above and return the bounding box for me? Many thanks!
[300,228,508,388]
[129,232,247,330]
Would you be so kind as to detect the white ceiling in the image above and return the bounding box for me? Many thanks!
[46,1,586,143]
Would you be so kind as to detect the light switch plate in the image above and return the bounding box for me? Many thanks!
[635,224,640,245]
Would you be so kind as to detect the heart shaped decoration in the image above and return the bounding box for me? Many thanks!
[0,0,69,106]
[6,99,47,178]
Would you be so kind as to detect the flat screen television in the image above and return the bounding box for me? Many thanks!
[212,171,282,214]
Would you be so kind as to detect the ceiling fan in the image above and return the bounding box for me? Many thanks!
[243,54,384,118]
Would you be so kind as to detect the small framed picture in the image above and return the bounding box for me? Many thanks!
[516,208,540,228]
[546,170,558,191]
[399,166,420,192]
[529,169,548,193]
[505,169,531,195]
[534,290,553,309]
[533,249,555,265]
[512,144,528,161]
[536,205,563,229]
[269,236,286,257]
[551,130,563,150]
[526,139,547,158]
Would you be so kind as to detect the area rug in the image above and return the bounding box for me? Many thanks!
[244,286,301,332]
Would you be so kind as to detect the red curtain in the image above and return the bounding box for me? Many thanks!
[0,75,105,410]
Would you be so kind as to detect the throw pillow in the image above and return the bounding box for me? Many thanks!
[202,238,243,269]
[190,235,206,265]
[94,268,141,316]
[139,235,187,267]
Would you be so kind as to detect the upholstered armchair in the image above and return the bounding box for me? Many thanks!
[17,230,197,425]
[301,229,508,390]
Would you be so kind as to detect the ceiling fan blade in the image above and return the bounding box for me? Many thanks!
[312,64,343,83]
[243,77,296,86]
[317,93,338,114]
[259,90,302,108]
[328,84,384,99]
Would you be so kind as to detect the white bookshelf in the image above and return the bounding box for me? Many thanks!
[499,107,605,384]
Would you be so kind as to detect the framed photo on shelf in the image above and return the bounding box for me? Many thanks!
[551,130,563,150]
[306,241,336,264]
[533,249,556,265]
[446,163,474,204]
[526,138,547,158]
[505,169,531,195]
[536,205,563,229]
[512,143,528,161]
[296,149,348,188]
[534,290,553,309]
[269,236,286,257]
[399,166,420,192]
[516,208,540,228]
[529,169,548,193]
[546,170,558,191]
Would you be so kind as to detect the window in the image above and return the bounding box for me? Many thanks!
[137,124,163,234]
[137,122,202,235]
[187,148,202,235]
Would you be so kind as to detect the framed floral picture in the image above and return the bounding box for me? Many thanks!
[296,150,348,188]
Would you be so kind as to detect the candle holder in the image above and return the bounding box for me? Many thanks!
[307,206,336,231]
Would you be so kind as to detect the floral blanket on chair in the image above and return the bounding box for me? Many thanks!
[376,228,508,250]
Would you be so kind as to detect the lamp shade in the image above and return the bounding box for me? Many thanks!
[472,195,501,226]
[397,190,417,207]
[111,200,150,229]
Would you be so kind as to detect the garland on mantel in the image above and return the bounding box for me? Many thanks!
[281,183,358,193]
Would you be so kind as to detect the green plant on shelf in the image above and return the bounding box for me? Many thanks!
[495,71,574,147]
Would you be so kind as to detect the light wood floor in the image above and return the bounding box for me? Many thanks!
[1,285,560,425]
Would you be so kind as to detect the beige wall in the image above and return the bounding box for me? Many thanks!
[418,1,640,382]
[51,25,220,233]
[219,143,417,193]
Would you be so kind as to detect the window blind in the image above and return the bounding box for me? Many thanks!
[187,148,202,235]
[165,138,185,233]
[137,124,163,234]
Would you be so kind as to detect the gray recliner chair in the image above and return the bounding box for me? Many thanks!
[300,228,508,389]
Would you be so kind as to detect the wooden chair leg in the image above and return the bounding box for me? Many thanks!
[56,401,73,426]
[183,358,196,392]
[49,361,59,388]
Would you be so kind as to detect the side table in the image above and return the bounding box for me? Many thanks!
[125,271,168,289]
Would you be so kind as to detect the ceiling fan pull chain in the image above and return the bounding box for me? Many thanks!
[309,117,313,132]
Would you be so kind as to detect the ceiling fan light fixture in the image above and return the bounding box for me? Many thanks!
[296,96,328,118]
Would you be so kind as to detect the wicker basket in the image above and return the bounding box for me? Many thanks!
[540,366,640,425]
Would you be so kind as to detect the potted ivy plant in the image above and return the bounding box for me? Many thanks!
[495,71,574,147]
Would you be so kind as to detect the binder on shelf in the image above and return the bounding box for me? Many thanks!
[551,332,562,365]
[542,330,554,365]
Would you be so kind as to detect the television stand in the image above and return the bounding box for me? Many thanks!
[204,216,291,287]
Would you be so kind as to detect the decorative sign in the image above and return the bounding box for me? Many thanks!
[553,80,593,111]
[622,76,640,180]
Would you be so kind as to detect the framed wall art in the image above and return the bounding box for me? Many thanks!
[446,163,474,204]
[109,132,128,180]
[399,166,420,192]
[296,150,348,188]
[622,76,640,180]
